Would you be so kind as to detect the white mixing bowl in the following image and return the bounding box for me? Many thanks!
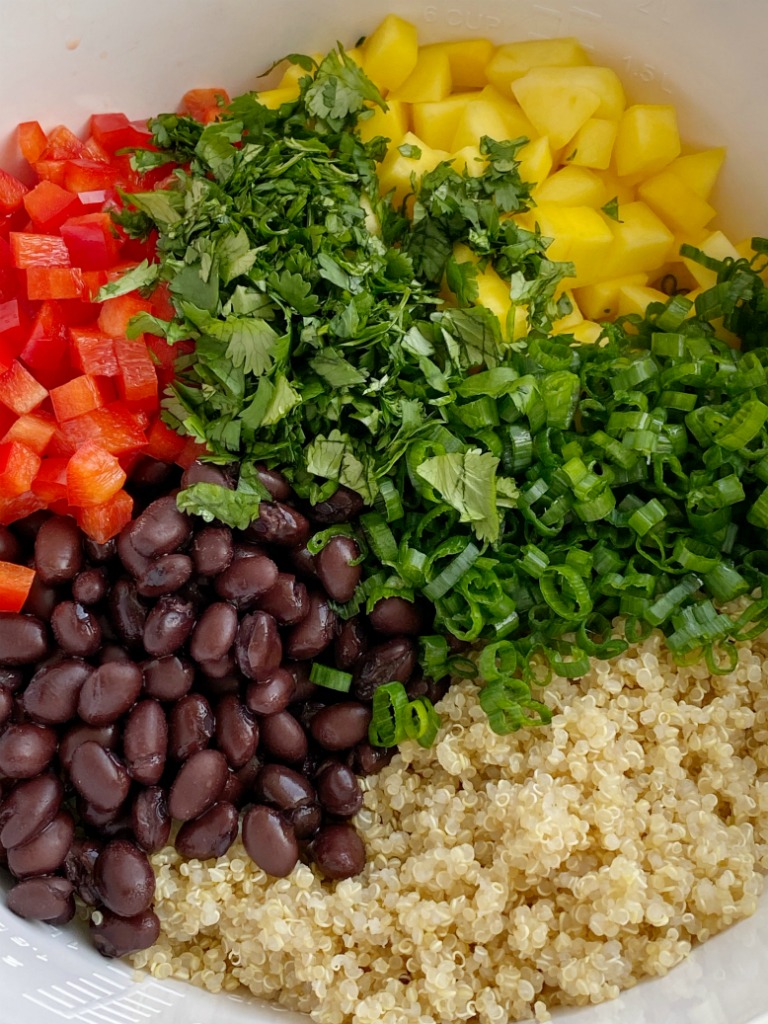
[0,2,767,1022]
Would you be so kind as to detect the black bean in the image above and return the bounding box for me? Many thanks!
[175,801,239,861]
[235,611,282,682]
[0,613,48,665]
[117,521,154,578]
[22,575,60,620]
[7,875,75,922]
[0,773,63,849]
[51,601,102,657]
[335,616,368,671]
[284,592,337,661]
[131,496,192,558]
[214,695,259,769]
[286,801,322,839]
[315,536,362,603]
[143,595,195,657]
[242,804,298,878]
[59,723,119,774]
[309,486,364,525]
[123,700,168,785]
[254,763,316,811]
[214,553,278,609]
[7,811,74,879]
[255,466,292,501]
[64,837,103,905]
[69,742,131,813]
[256,573,309,626]
[78,800,131,837]
[247,502,310,547]
[0,525,21,563]
[0,723,57,777]
[406,676,450,705]
[181,460,233,489]
[168,749,228,821]
[259,711,308,764]
[191,526,234,577]
[131,787,171,853]
[78,661,143,725]
[22,658,92,725]
[245,668,295,716]
[289,661,319,703]
[310,702,372,751]
[189,602,238,663]
[34,515,83,585]
[234,754,263,798]
[348,740,394,777]
[0,667,23,693]
[72,568,109,606]
[84,537,117,564]
[168,693,214,761]
[197,658,238,685]
[353,636,417,701]
[94,839,155,917]
[311,822,365,879]
[91,907,161,958]
[136,554,193,598]
[289,544,317,580]
[109,580,147,649]
[316,762,363,818]
[142,654,194,702]
[369,596,424,635]
[128,455,177,491]
[0,684,11,726]
[220,768,246,809]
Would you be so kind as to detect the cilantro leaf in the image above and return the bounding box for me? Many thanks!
[94,259,158,302]
[601,196,622,222]
[416,450,502,543]
[303,47,385,131]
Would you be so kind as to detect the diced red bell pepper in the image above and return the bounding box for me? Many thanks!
[114,337,158,409]
[175,436,210,469]
[20,300,72,389]
[82,137,111,163]
[33,160,67,186]
[98,292,153,338]
[66,441,126,507]
[64,160,119,193]
[39,125,86,162]
[59,212,121,270]
[76,189,115,213]
[0,169,28,216]
[90,113,153,154]
[2,411,57,454]
[17,121,48,165]
[0,441,42,497]
[58,403,147,455]
[10,232,71,269]
[27,266,85,301]
[81,270,110,298]
[76,486,133,542]
[146,417,186,462]
[50,373,113,422]
[31,457,69,502]
[149,281,176,321]
[0,299,29,357]
[69,327,119,375]
[181,88,231,124]
[0,489,44,525]
[0,561,36,612]
[23,181,82,232]
[0,361,48,415]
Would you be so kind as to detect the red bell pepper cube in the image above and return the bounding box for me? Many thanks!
[27,266,85,301]
[0,300,28,358]
[32,457,69,502]
[10,232,71,269]
[33,160,67,186]
[0,360,48,415]
[114,337,158,409]
[175,436,210,469]
[23,181,82,232]
[19,300,72,390]
[82,137,111,163]
[17,121,48,165]
[0,441,42,497]
[76,486,133,542]
[69,327,119,376]
[0,169,28,216]
[39,125,86,162]
[90,113,153,154]
[0,237,16,303]
[50,373,113,422]
[66,441,126,507]
[98,293,153,338]
[146,417,186,462]
[2,411,56,454]
[0,488,45,525]
[64,160,119,193]
[58,403,147,455]
[181,88,231,124]
[76,189,114,213]
[81,270,110,298]
[60,212,121,270]
[0,561,36,613]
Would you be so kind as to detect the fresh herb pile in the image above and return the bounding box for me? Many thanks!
[104,47,768,735]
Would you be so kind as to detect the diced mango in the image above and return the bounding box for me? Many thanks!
[451,100,515,152]
[682,230,741,290]
[595,170,636,207]
[512,70,600,149]
[534,166,608,208]
[451,146,486,177]
[562,117,618,170]
[255,86,299,109]
[600,201,675,278]
[420,39,494,89]
[614,104,681,178]
[638,170,716,236]
[412,93,478,150]
[362,14,419,94]
[278,53,322,89]
[388,48,452,103]
[575,273,649,320]
[571,320,604,344]
[452,243,517,337]
[528,204,614,287]
[378,131,449,206]
[516,136,553,188]
[617,284,670,317]
[668,147,725,199]
[486,38,590,90]
[552,289,584,334]
[357,99,410,145]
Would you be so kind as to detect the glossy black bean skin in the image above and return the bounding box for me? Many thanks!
[131,496,192,558]
[78,662,143,725]
[0,613,48,665]
[235,611,282,682]
[181,460,232,489]
[198,658,238,685]
[109,580,147,649]
[245,668,295,716]
[91,907,161,958]
[168,693,214,762]
[168,749,228,821]
[259,711,308,764]
[289,662,319,703]
[0,525,21,563]
[51,601,102,657]
[289,544,318,580]
[7,811,74,879]
[310,702,372,752]
[286,801,323,839]
[348,741,394,777]
[175,801,239,861]
[136,554,193,598]
[353,637,417,700]
[142,655,194,702]
[242,804,298,878]
[256,466,292,501]
[123,700,168,785]
[0,723,57,777]
[22,659,92,725]
[220,768,246,808]
[64,837,102,905]
[315,536,362,603]
[256,574,309,626]
[132,787,171,853]
[143,595,195,658]
[316,762,363,818]
[214,695,259,769]
[0,774,63,849]
[34,515,83,585]
[190,602,238,663]
[233,754,262,799]
[117,522,153,578]
[71,568,108,606]
[191,526,234,577]
[254,763,316,811]
[84,537,117,564]
[69,742,131,813]
[129,455,177,491]
[93,838,155,918]
[369,596,424,635]
[284,592,337,661]
[7,875,75,922]
[0,684,11,727]
[406,676,450,705]
[311,823,365,879]
[22,576,59,621]
[0,666,23,693]
[309,486,364,525]
[334,616,368,671]
[247,502,310,548]
[214,553,278,609]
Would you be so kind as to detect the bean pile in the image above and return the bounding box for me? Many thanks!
[0,458,437,959]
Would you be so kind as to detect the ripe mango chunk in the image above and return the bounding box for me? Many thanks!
[575,273,650,320]
[638,170,716,236]
[601,201,675,278]
[357,99,410,145]
[362,14,418,94]
[617,284,670,317]
[517,136,553,188]
[412,93,478,150]
[450,99,533,152]
[668,147,725,200]
[529,204,614,287]
[512,70,600,149]
[451,146,486,177]
[388,48,452,103]
[486,37,590,90]
[452,243,517,337]
[420,39,494,89]
[534,166,608,208]
[562,117,618,170]
[378,132,449,206]
[278,53,323,89]
[255,86,300,109]
[478,86,537,140]
[682,230,741,290]
[552,288,584,334]
[614,105,681,178]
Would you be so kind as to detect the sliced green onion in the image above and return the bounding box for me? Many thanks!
[503,424,533,472]
[309,664,353,692]
[404,697,441,747]
[655,294,693,330]
[306,524,358,556]
[374,478,404,522]
[703,562,750,603]
[519,543,550,578]
[672,537,720,573]
[628,498,666,537]
[651,333,686,359]
[747,485,768,528]
[658,390,697,412]
[369,682,410,747]
[714,399,768,450]
[423,542,481,601]
[360,512,399,565]
[540,564,592,620]
[645,574,702,626]
[612,355,659,391]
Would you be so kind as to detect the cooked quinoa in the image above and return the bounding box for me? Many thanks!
[131,627,768,1023]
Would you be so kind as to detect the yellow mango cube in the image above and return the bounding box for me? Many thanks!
[278,53,322,89]
[571,320,604,344]
[388,48,452,103]
[517,136,553,187]
[451,100,513,152]
[486,38,590,90]
[552,289,584,334]
[575,273,649,320]
[668,148,726,199]
[362,14,419,94]
[451,243,519,338]
[451,146,486,177]
[534,166,608,208]
[256,86,300,109]
[512,70,601,149]
[562,117,618,170]
[682,230,741,290]
[478,86,537,140]
[638,170,716,236]
[617,284,670,317]
[614,104,681,178]
[378,132,449,206]
[412,93,478,150]
[420,39,494,89]
[598,171,636,206]
[601,201,675,278]
[357,99,410,145]
[529,203,614,287]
